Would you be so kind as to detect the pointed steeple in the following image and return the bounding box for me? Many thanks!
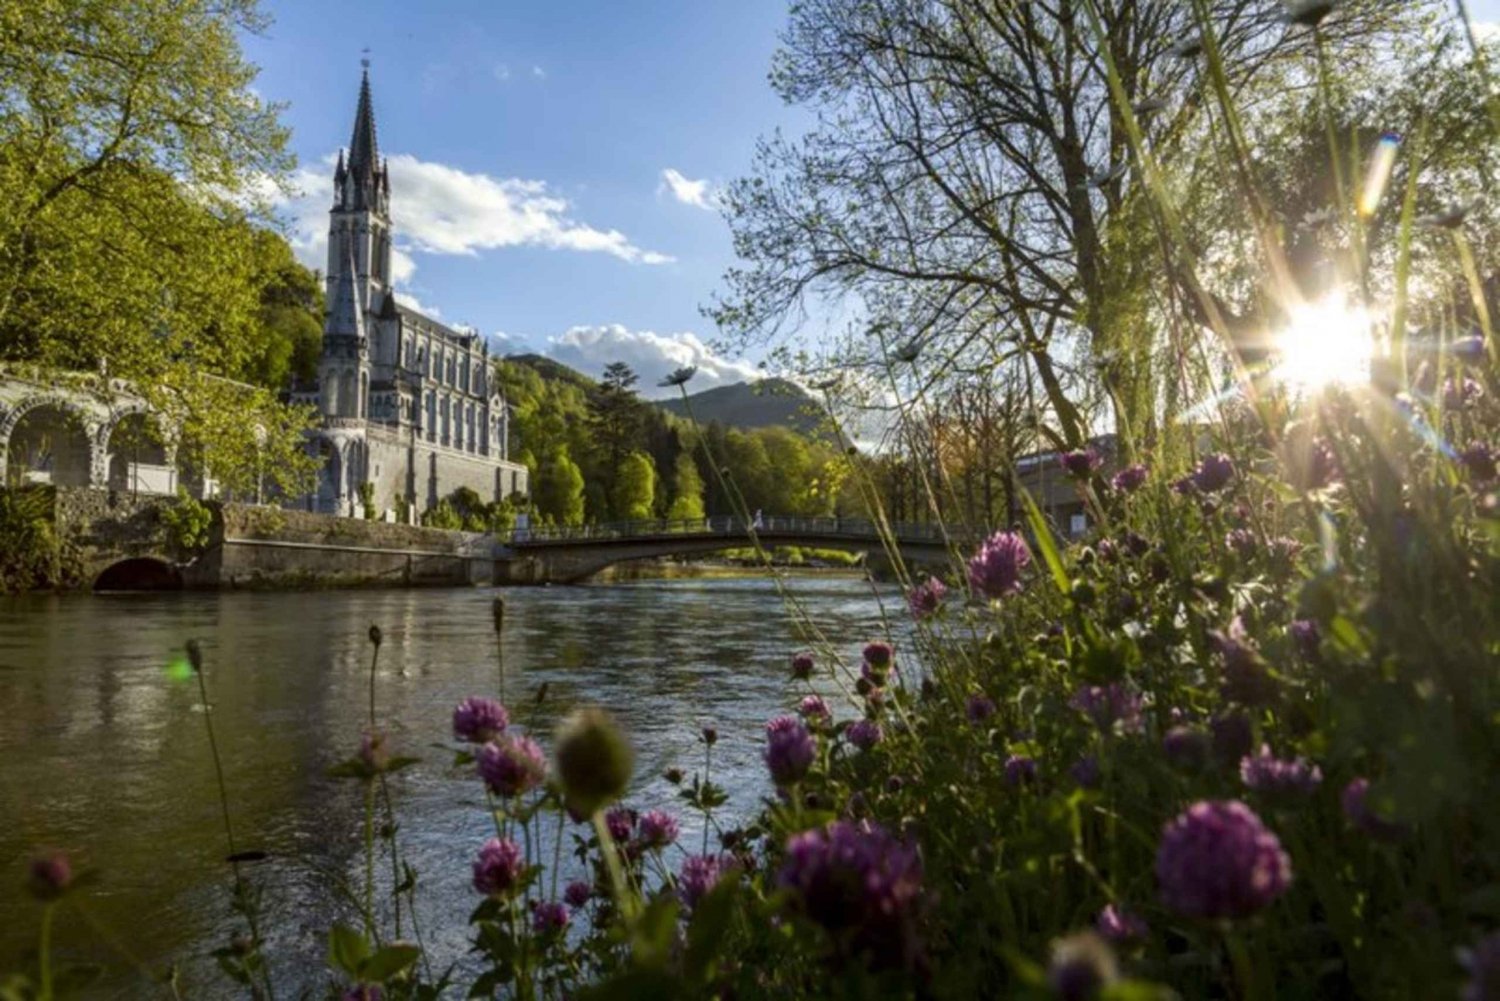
[325,238,367,344]
[348,64,379,180]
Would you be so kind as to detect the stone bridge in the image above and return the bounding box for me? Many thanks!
[495,515,967,584]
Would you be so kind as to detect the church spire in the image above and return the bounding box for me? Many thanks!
[348,63,379,180]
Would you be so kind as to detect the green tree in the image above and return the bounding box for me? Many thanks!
[612,451,656,522]
[534,447,585,527]
[588,362,647,513]
[241,228,323,391]
[0,0,324,497]
[666,451,705,521]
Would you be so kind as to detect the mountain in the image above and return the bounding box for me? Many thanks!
[503,353,597,391]
[656,378,822,434]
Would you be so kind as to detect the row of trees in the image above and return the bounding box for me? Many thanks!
[496,357,855,528]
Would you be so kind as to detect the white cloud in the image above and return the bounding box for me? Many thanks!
[392,290,440,318]
[1475,21,1500,41]
[493,63,511,82]
[539,324,762,398]
[265,152,674,286]
[531,65,546,79]
[659,168,720,211]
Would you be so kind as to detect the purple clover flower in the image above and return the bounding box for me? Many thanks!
[1445,376,1484,410]
[1156,800,1292,920]
[968,531,1032,599]
[863,642,894,669]
[1461,442,1498,483]
[359,730,390,774]
[1240,745,1323,796]
[966,693,997,724]
[1047,932,1119,1001]
[531,900,570,935]
[472,837,524,897]
[477,736,547,798]
[1068,683,1144,734]
[342,987,383,1001]
[778,820,924,967]
[1341,778,1407,841]
[1211,712,1254,769]
[637,809,680,849]
[764,716,817,786]
[1070,755,1101,789]
[1163,726,1211,771]
[798,695,831,723]
[604,806,636,843]
[679,853,735,909]
[1289,619,1321,659]
[1004,755,1038,786]
[28,852,72,900]
[1211,620,1275,706]
[1111,464,1149,493]
[1459,930,1500,1001]
[564,880,592,908]
[1062,447,1102,480]
[1192,453,1236,493]
[906,576,948,619]
[848,719,884,751]
[790,651,815,680]
[1225,528,1257,560]
[452,696,509,743]
[1095,903,1149,945]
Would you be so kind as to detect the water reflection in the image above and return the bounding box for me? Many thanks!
[0,577,898,997]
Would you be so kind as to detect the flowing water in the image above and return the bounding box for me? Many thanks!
[0,576,902,998]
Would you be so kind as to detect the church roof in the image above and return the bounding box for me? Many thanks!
[348,67,380,180]
[395,302,482,348]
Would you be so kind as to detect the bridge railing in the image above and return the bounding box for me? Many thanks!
[509,515,963,546]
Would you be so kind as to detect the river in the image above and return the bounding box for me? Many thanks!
[0,576,904,998]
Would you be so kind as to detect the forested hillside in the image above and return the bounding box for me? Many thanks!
[494,356,856,527]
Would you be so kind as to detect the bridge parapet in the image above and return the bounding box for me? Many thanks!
[511,515,965,547]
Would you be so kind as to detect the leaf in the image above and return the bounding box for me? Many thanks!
[327,924,370,976]
[630,896,680,969]
[684,873,741,982]
[1019,487,1070,595]
[358,943,421,982]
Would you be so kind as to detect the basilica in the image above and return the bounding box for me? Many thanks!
[293,66,529,518]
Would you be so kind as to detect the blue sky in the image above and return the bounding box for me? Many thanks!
[243,0,808,396]
[243,1,1500,397]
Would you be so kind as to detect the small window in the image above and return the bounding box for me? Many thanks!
[1069,514,1088,537]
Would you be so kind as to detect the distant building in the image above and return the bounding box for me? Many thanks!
[292,66,528,518]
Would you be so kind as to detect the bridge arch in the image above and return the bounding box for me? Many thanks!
[501,517,960,585]
[93,556,184,592]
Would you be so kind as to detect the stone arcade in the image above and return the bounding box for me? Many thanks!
[292,65,529,518]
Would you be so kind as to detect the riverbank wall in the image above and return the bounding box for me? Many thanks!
[43,488,492,591]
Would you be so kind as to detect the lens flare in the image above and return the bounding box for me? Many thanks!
[1274,296,1374,392]
[1358,132,1401,217]
[164,654,194,683]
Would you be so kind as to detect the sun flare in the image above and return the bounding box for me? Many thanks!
[1273,297,1375,392]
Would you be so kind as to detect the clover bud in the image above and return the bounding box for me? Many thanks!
[554,708,634,817]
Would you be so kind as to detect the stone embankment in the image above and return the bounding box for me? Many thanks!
[50,488,492,591]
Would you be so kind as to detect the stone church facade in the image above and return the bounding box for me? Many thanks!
[293,67,528,518]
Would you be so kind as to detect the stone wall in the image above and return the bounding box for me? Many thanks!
[363,426,528,520]
[45,488,496,590]
[208,503,493,589]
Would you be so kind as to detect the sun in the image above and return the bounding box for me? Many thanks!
[1272,296,1375,392]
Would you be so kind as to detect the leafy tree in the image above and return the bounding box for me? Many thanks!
[712,0,1437,447]
[612,451,656,522]
[0,0,324,495]
[666,451,705,521]
[534,447,585,527]
[241,228,323,391]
